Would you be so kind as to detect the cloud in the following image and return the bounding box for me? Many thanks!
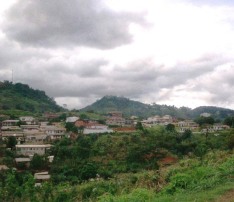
[3,0,146,49]
[186,0,234,7]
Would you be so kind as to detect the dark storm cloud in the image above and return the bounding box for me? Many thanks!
[3,0,146,49]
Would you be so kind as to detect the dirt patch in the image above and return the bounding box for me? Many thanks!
[214,189,234,202]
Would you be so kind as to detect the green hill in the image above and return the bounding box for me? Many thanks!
[81,95,234,119]
[0,81,63,116]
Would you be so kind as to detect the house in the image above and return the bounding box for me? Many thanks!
[15,157,31,168]
[2,120,19,127]
[75,120,98,128]
[24,133,47,143]
[43,112,59,120]
[41,126,66,140]
[0,165,9,171]
[177,120,199,132]
[34,171,51,183]
[16,144,51,156]
[106,117,125,126]
[66,116,79,123]
[83,124,113,134]
[20,125,40,134]
[40,122,49,127]
[1,131,25,143]
[213,124,230,131]
[1,125,22,131]
[19,116,37,125]
[141,115,173,127]
[106,111,126,126]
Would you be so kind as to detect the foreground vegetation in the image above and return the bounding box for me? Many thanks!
[1,125,234,201]
[1,150,234,201]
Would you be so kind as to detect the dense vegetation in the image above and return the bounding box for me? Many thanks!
[0,81,63,116]
[81,95,234,119]
[1,126,234,201]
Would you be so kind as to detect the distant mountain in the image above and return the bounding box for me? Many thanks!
[81,95,234,119]
[0,81,63,115]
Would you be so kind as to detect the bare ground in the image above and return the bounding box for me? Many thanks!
[214,189,234,202]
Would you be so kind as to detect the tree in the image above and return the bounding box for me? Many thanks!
[195,116,215,126]
[224,116,234,127]
[30,154,46,170]
[165,124,175,132]
[135,122,144,131]
[79,113,88,120]
[6,136,17,149]
[181,129,192,140]
[65,122,78,133]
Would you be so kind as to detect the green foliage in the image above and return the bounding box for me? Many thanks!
[136,121,144,131]
[165,123,176,132]
[30,154,47,170]
[6,136,17,149]
[224,116,234,127]
[195,116,215,126]
[0,81,63,114]
[65,122,78,133]
[80,95,234,119]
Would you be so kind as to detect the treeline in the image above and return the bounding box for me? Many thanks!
[0,81,63,114]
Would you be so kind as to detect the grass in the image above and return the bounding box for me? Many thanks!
[98,182,234,202]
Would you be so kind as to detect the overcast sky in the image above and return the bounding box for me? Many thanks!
[0,0,234,110]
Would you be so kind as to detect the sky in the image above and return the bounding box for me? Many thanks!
[0,0,234,110]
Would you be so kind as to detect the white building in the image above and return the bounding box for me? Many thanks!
[142,115,173,127]
[19,116,36,125]
[83,124,113,134]
[16,144,51,156]
[66,116,79,123]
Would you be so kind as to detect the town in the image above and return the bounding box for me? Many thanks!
[0,110,232,186]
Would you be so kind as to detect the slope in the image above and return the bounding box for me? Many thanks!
[0,81,63,115]
[81,95,234,119]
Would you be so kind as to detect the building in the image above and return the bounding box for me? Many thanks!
[141,115,173,127]
[106,117,125,126]
[15,157,31,168]
[213,124,230,131]
[83,124,113,134]
[177,120,199,132]
[19,116,37,125]
[66,116,79,123]
[20,125,40,134]
[24,133,47,143]
[41,126,66,140]
[34,171,51,184]
[16,144,51,156]
[2,120,19,127]
[1,131,25,143]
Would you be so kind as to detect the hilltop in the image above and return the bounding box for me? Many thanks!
[81,95,234,119]
[0,81,63,116]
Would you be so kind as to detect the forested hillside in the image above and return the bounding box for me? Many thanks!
[81,95,234,119]
[0,81,63,116]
